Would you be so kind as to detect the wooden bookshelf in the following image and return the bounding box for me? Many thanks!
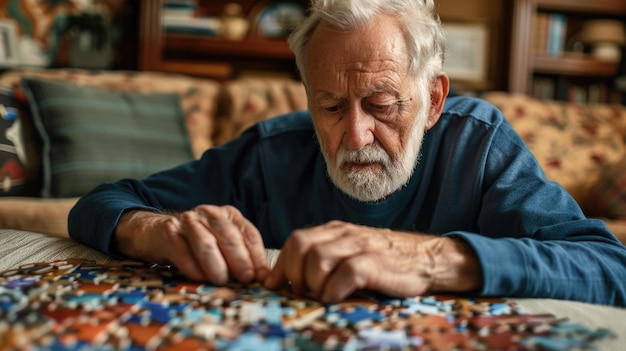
[163,35,293,59]
[509,0,626,102]
[139,0,306,80]
[532,54,619,77]
[529,0,626,13]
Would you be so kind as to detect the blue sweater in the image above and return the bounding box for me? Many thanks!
[69,96,626,306]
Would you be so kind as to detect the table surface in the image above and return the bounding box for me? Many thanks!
[1,229,624,350]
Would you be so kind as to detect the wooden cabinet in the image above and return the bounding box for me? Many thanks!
[139,0,306,80]
[509,0,626,102]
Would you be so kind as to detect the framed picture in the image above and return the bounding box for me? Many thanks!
[0,19,19,66]
[443,21,489,83]
[249,1,306,38]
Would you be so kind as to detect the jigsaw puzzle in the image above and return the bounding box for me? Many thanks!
[0,258,615,350]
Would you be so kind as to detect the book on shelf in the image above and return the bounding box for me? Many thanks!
[532,77,622,105]
[163,17,221,36]
[163,0,196,15]
[587,84,606,104]
[567,85,587,104]
[532,12,567,56]
[162,0,220,36]
[532,77,555,100]
[533,13,549,55]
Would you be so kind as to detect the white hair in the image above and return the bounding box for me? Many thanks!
[288,0,447,86]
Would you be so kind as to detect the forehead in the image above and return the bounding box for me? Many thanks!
[305,15,410,82]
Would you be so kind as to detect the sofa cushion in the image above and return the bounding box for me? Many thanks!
[21,77,194,198]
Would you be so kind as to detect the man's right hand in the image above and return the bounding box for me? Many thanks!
[113,205,270,285]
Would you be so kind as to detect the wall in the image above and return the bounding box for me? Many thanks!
[436,0,511,92]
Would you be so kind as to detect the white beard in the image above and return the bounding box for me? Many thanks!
[321,109,429,202]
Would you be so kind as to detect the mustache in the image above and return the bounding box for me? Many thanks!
[338,143,391,165]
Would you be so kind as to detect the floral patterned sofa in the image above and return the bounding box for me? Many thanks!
[0,68,624,245]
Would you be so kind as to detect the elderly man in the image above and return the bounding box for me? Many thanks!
[69,0,626,306]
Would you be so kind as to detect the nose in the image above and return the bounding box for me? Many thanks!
[343,105,375,150]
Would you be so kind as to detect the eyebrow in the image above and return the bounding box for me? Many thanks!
[313,83,401,101]
[367,83,401,96]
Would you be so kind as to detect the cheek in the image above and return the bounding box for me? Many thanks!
[374,120,411,159]
[393,103,427,151]
[313,118,343,161]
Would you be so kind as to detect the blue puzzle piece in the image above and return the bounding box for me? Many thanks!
[336,306,385,326]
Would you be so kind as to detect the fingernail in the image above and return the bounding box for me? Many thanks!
[257,267,269,282]
[264,274,276,289]
[212,273,228,286]
[241,269,254,283]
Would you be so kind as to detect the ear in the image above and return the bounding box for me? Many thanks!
[425,72,450,131]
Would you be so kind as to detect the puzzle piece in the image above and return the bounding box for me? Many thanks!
[0,258,616,351]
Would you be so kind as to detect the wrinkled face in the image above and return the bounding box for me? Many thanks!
[305,15,432,202]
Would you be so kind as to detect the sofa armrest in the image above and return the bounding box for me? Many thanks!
[0,197,77,237]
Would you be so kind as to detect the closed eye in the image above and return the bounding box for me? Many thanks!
[319,100,347,114]
[366,102,392,113]
[363,100,396,120]
[324,105,342,113]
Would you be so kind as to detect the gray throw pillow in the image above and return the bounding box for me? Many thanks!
[21,77,193,198]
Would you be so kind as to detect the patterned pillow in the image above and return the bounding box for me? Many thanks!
[0,87,36,196]
[21,77,194,198]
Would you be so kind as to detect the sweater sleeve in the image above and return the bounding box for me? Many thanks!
[68,128,267,256]
[453,228,626,306]
[450,116,626,306]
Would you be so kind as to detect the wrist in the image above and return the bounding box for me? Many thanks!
[429,236,483,292]
[114,210,174,262]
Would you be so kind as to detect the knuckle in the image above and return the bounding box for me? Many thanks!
[195,204,220,218]
[179,210,196,222]
[327,219,347,227]
[341,259,361,276]
[193,204,213,213]
[222,204,240,215]
[290,230,313,251]
[162,217,180,235]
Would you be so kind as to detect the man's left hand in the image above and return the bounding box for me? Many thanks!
[264,220,482,303]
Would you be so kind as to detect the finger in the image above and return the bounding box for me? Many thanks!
[302,224,394,298]
[158,216,207,282]
[267,221,348,294]
[179,210,230,285]
[194,205,257,283]
[304,233,367,299]
[321,252,431,303]
[320,254,373,303]
[224,206,270,282]
[264,249,288,290]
